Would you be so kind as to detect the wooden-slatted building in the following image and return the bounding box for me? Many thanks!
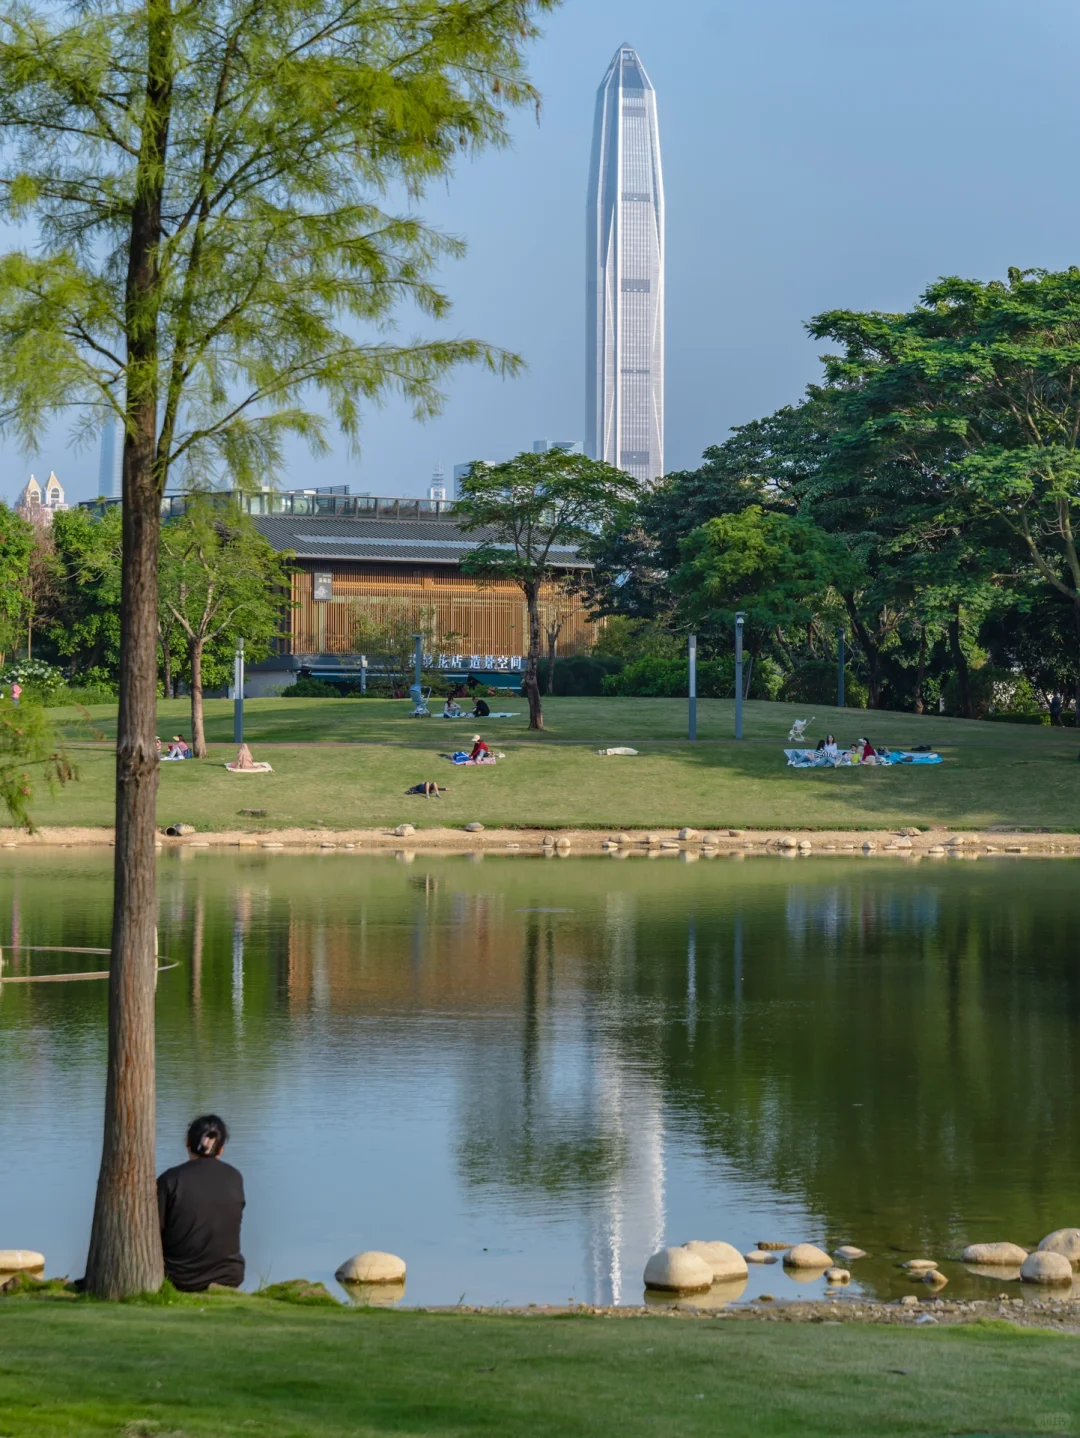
[247,495,597,690]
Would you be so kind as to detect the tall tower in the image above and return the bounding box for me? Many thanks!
[586,45,664,485]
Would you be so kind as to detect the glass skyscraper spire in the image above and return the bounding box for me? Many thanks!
[586,44,664,485]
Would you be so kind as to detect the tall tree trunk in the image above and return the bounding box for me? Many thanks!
[1073,603,1080,727]
[914,625,927,715]
[844,594,883,708]
[948,611,973,719]
[85,0,173,1300]
[159,620,172,700]
[523,581,543,730]
[189,638,206,757]
[545,622,560,696]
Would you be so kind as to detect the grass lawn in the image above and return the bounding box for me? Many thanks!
[1,1296,1078,1438]
[29,696,1080,831]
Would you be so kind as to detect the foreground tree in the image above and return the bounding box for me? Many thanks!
[159,501,292,755]
[0,0,555,1297]
[457,450,633,729]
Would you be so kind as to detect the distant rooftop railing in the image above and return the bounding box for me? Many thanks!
[79,490,458,521]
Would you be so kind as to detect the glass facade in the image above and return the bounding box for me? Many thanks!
[586,46,664,485]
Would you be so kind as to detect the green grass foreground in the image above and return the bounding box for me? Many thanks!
[1,1296,1079,1438]
[29,695,1080,831]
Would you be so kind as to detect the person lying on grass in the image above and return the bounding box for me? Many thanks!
[406,782,448,797]
[157,1113,245,1293]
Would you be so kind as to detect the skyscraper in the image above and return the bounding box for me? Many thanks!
[586,45,664,485]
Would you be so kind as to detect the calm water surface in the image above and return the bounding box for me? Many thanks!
[1,849,1078,1307]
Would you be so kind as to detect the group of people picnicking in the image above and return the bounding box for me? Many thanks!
[159,735,192,761]
[815,734,884,765]
[441,675,492,720]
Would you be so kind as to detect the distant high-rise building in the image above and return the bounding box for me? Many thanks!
[453,460,495,498]
[429,463,448,503]
[98,418,122,498]
[586,44,664,485]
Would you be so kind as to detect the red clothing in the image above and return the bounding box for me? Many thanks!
[862,742,876,760]
[469,741,489,761]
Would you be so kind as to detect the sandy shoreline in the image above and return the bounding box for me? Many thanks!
[2,824,1080,855]
[403,1296,1080,1331]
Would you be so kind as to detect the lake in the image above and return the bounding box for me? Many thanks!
[1,848,1077,1306]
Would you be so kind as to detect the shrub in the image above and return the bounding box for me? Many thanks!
[537,655,623,696]
[290,677,343,698]
[780,660,868,708]
[984,711,1051,725]
[0,658,65,698]
[602,655,780,699]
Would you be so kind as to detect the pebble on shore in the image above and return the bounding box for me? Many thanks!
[961,1242,1029,1266]
[334,1251,406,1285]
[643,1247,712,1294]
[681,1241,748,1282]
[783,1244,833,1269]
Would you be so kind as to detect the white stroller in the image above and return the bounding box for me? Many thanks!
[408,683,432,717]
[787,716,814,742]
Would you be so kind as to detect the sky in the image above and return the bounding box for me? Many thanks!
[7,0,1080,505]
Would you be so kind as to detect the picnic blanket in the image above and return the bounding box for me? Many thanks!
[438,711,519,719]
[784,748,941,768]
[598,747,638,756]
[449,751,498,765]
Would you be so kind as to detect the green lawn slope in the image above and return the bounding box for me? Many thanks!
[0,1296,1077,1438]
[30,696,1080,832]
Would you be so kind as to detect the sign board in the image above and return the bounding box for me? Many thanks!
[313,572,333,601]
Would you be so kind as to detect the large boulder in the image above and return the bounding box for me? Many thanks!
[1021,1251,1073,1285]
[782,1244,833,1269]
[682,1241,748,1282]
[961,1242,1029,1266]
[334,1251,406,1284]
[0,1250,44,1272]
[1037,1229,1080,1269]
[643,1247,713,1293]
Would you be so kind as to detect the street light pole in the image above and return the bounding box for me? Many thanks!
[837,629,845,709]
[233,637,245,744]
[688,633,697,741]
[735,612,745,740]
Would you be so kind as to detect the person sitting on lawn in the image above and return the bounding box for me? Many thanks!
[469,734,490,763]
[823,734,838,757]
[443,696,461,718]
[861,738,879,765]
[164,734,191,760]
[471,697,490,718]
[406,781,448,797]
[157,1114,245,1293]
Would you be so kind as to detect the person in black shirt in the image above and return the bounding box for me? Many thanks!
[157,1114,245,1292]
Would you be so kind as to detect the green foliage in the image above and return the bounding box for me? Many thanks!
[589,616,681,663]
[0,658,64,696]
[0,502,32,657]
[159,501,292,678]
[44,506,122,682]
[780,661,868,708]
[601,655,781,700]
[290,678,342,698]
[351,605,459,691]
[674,507,860,644]
[536,655,623,697]
[0,699,74,831]
[0,0,559,487]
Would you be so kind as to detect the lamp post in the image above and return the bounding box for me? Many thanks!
[412,634,423,690]
[688,633,697,740]
[233,637,245,744]
[837,629,845,709]
[735,612,745,740]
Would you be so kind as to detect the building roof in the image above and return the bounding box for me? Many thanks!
[250,514,590,569]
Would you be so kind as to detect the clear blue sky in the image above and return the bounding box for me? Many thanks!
[7,0,1080,504]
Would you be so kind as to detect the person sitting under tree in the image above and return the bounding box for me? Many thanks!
[157,1114,245,1293]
